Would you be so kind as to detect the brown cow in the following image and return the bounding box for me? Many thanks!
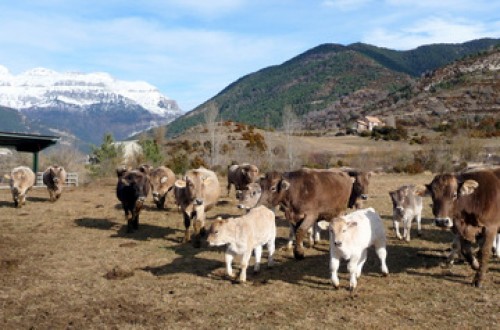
[149,166,176,209]
[116,168,150,233]
[419,170,500,287]
[227,163,259,196]
[42,165,67,202]
[174,167,220,247]
[346,170,372,209]
[8,166,36,208]
[256,168,353,259]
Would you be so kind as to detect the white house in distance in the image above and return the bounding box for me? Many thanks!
[356,116,384,132]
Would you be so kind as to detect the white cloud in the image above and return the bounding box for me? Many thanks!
[363,17,499,50]
[322,0,372,11]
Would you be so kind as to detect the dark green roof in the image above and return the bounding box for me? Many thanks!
[0,131,59,152]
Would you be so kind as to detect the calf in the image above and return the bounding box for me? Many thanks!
[389,185,423,241]
[149,166,176,209]
[227,163,259,196]
[116,168,150,233]
[8,166,36,208]
[322,208,389,291]
[174,167,220,247]
[42,165,67,202]
[207,206,276,283]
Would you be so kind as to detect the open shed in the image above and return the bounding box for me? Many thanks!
[0,131,60,172]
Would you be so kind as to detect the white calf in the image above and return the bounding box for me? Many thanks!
[207,205,276,282]
[323,208,389,291]
[389,185,423,241]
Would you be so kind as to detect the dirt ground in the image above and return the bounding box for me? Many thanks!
[1,172,499,329]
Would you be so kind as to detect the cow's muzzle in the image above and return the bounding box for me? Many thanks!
[237,204,249,210]
[152,192,159,201]
[194,198,203,206]
[334,241,342,247]
[360,194,368,200]
[434,218,453,228]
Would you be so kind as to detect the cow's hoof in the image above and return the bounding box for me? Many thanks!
[293,249,305,260]
[192,237,202,248]
[471,259,480,271]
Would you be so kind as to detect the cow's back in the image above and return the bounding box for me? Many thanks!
[286,169,352,217]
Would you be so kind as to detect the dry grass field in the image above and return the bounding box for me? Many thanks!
[1,172,499,329]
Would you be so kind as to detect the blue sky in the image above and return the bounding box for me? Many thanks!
[0,0,498,112]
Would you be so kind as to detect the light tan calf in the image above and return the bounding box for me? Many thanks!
[207,206,276,282]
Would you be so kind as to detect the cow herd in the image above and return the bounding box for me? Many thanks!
[5,161,500,289]
[4,165,67,207]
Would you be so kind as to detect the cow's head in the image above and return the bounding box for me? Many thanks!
[184,171,214,206]
[349,171,371,201]
[50,166,65,186]
[207,217,230,246]
[418,174,479,228]
[257,171,288,208]
[150,169,170,202]
[389,185,413,220]
[242,164,260,183]
[237,182,262,210]
[330,216,357,248]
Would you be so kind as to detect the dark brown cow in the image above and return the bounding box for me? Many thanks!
[227,163,259,196]
[257,168,352,259]
[420,170,500,287]
[116,168,151,233]
[42,165,67,202]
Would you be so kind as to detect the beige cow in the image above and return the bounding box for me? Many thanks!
[8,166,36,208]
[174,167,220,247]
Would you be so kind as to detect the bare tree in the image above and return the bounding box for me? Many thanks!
[282,105,299,170]
[204,102,221,168]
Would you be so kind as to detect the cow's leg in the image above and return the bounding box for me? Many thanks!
[330,253,341,289]
[393,218,402,240]
[267,239,275,267]
[403,216,411,242]
[287,224,295,250]
[356,249,368,278]
[124,209,135,233]
[253,245,262,273]
[225,251,235,279]
[375,243,389,276]
[446,234,461,266]
[182,212,191,243]
[192,206,205,248]
[313,222,321,243]
[415,213,422,237]
[492,233,500,258]
[348,254,360,291]
[239,250,252,282]
[294,215,316,260]
[473,228,496,288]
[460,238,479,271]
[226,182,232,197]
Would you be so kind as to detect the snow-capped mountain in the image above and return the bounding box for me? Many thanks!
[0,65,180,116]
[0,65,182,146]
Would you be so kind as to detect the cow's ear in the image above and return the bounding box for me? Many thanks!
[460,180,479,196]
[174,179,186,188]
[414,185,429,197]
[316,220,330,231]
[160,176,168,184]
[280,180,290,191]
[388,191,395,200]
